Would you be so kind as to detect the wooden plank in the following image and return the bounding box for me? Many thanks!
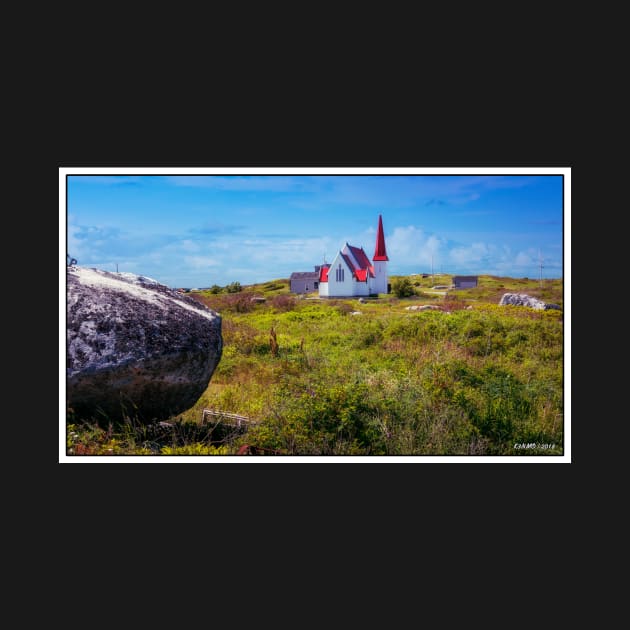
[201,408,260,427]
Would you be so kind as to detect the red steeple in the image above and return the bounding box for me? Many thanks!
[372,214,388,261]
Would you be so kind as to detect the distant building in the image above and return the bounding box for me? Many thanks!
[290,268,321,294]
[453,275,478,289]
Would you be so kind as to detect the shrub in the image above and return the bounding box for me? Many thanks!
[443,295,468,311]
[216,293,256,313]
[392,277,415,298]
[351,322,384,349]
[271,294,296,312]
[335,302,354,316]
[453,366,533,452]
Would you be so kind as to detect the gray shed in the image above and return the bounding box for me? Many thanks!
[290,269,320,294]
[453,275,478,289]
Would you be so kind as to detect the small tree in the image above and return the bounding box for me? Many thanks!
[392,277,415,298]
[226,281,242,294]
[209,284,222,294]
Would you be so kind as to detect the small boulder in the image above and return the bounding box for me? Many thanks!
[405,304,440,311]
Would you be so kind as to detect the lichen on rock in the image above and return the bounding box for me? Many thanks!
[499,293,561,311]
[67,267,222,423]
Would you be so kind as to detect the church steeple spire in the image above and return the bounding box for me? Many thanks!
[373,214,388,261]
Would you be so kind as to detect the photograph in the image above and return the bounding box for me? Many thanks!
[60,168,570,463]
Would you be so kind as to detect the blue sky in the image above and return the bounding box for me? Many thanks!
[65,173,565,288]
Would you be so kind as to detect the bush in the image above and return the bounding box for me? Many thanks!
[206,293,255,313]
[452,366,533,452]
[226,281,242,293]
[271,294,296,312]
[334,302,354,316]
[254,380,378,454]
[351,322,384,349]
[443,295,468,310]
[392,277,415,298]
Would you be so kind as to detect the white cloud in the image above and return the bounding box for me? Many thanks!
[386,226,446,267]
[450,242,489,265]
[184,256,221,269]
[515,251,533,266]
[180,240,201,252]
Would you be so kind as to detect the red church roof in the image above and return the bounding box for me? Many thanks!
[347,245,375,278]
[342,252,372,282]
[341,253,356,275]
[373,214,388,261]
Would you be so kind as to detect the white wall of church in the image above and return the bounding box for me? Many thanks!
[353,282,370,297]
[326,280,369,297]
[326,254,354,297]
[321,253,370,297]
[371,261,388,294]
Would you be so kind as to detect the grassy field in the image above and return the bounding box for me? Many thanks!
[66,274,564,456]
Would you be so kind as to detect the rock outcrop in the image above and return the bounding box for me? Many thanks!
[67,267,222,422]
[405,304,440,311]
[499,293,561,310]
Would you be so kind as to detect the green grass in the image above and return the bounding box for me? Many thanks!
[67,275,564,456]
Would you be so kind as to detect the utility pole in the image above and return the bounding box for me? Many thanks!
[116,263,119,273]
[538,250,544,289]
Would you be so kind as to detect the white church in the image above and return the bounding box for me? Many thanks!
[317,215,389,297]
